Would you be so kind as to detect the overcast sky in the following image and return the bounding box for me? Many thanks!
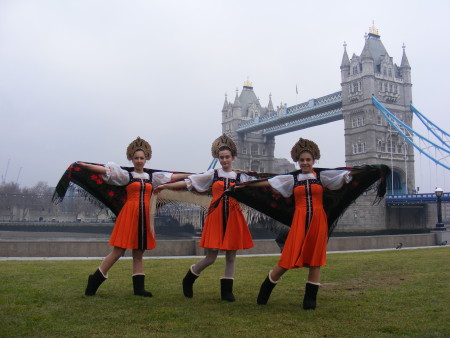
[1,0,449,193]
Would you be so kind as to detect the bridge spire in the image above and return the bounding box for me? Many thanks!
[233,88,241,107]
[401,43,411,69]
[222,93,229,112]
[361,38,373,60]
[400,43,411,85]
[244,78,253,89]
[267,93,274,112]
[340,41,350,70]
[369,20,380,37]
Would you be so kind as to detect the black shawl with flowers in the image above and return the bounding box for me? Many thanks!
[53,162,390,243]
[52,162,183,216]
[51,162,272,217]
[216,165,391,240]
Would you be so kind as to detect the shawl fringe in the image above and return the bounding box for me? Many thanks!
[214,165,391,243]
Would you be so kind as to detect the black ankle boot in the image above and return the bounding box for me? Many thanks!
[132,274,153,297]
[302,282,319,310]
[257,275,277,305]
[182,267,199,298]
[85,268,107,296]
[220,278,235,302]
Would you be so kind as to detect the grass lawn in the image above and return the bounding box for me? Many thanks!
[0,248,449,337]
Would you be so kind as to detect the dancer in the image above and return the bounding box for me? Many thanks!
[54,137,188,297]
[238,138,358,310]
[156,134,255,302]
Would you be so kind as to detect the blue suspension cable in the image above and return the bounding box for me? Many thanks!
[373,97,450,154]
[410,103,450,148]
[207,158,218,170]
[372,96,450,171]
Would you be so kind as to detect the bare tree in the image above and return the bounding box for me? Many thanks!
[0,182,21,220]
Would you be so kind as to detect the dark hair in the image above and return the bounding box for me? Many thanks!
[218,146,233,153]
[299,149,314,159]
[133,149,145,155]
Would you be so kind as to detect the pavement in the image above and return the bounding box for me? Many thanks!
[0,230,447,261]
[0,230,110,241]
[0,231,189,241]
[0,245,446,261]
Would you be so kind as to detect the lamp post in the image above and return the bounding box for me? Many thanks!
[434,188,446,231]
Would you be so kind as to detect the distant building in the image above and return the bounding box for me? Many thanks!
[273,158,295,174]
[221,80,295,173]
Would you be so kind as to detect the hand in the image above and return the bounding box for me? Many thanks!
[154,185,165,193]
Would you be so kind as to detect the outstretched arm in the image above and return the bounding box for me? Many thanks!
[235,180,271,189]
[171,173,190,181]
[77,162,107,174]
[154,180,188,193]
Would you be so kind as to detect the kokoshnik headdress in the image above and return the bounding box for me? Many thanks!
[211,134,238,158]
[126,136,152,160]
[290,138,321,162]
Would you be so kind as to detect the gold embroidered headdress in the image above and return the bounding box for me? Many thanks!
[291,138,321,162]
[126,136,152,160]
[211,134,238,158]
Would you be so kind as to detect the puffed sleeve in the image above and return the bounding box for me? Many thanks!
[186,169,214,192]
[102,162,130,186]
[267,174,294,198]
[152,172,174,187]
[320,170,352,190]
[239,173,258,183]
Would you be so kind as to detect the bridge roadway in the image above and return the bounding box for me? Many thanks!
[385,192,450,205]
[236,91,343,136]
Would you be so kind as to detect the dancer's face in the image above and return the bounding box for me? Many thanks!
[132,150,147,171]
[298,151,315,173]
[218,149,234,171]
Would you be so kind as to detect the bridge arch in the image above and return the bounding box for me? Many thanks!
[387,166,407,195]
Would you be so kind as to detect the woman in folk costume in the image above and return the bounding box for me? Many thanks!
[239,138,358,310]
[59,137,189,297]
[156,134,256,302]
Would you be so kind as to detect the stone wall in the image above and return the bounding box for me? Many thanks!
[2,234,446,258]
[336,194,387,232]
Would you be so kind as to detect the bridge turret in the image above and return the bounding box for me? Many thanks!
[400,44,411,83]
[232,89,242,117]
[340,42,350,81]
[400,45,411,69]
[221,93,228,113]
[340,43,351,105]
[399,44,412,105]
[267,93,275,113]
[361,35,374,75]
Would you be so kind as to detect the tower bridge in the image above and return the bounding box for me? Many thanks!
[220,24,449,231]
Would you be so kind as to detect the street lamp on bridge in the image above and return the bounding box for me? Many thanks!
[434,188,446,231]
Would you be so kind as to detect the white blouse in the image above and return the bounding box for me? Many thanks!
[186,168,257,192]
[268,170,352,198]
[101,162,173,187]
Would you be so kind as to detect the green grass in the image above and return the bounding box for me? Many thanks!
[1,248,449,337]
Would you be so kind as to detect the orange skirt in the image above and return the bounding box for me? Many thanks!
[109,181,156,250]
[199,180,253,250]
[278,183,328,269]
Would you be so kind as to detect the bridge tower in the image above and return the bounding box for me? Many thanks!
[222,80,289,173]
[340,24,415,194]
